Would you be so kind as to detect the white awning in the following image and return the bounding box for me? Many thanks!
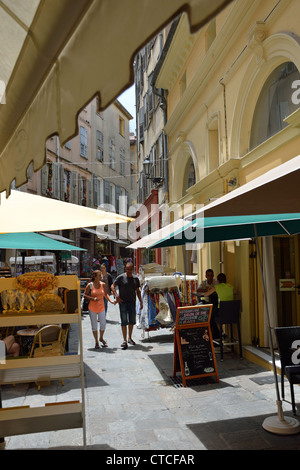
[114,239,130,246]
[0,190,133,232]
[10,255,55,265]
[186,154,300,220]
[127,218,191,249]
[40,232,74,242]
[9,254,79,265]
[82,227,129,245]
[82,228,99,235]
[0,0,233,195]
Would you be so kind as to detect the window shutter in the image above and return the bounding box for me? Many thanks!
[71,171,77,203]
[87,179,92,207]
[52,162,60,199]
[115,185,121,213]
[93,174,98,206]
[125,189,129,215]
[80,126,88,158]
[139,107,144,141]
[78,175,83,205]
[98,179,103,206]
[148,73,154,115]
[158,134,164,178]
[60,165,65,200]
[41,165,48,195]
[104,179,110,204]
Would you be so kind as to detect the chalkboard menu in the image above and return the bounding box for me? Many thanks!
[176,305,212,326]
[173,304,219,386]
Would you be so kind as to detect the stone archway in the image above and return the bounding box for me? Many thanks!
[171,140,199,201]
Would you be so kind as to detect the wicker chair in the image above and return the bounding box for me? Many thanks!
[29,325,66,390]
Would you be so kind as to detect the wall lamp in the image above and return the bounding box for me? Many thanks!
[227,177,237,187]
[143,157,164,185]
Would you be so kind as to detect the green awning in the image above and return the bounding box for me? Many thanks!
[149,213,300,248]
[0,232,86,251]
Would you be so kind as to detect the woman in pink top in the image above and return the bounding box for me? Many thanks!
[84,270,115,349]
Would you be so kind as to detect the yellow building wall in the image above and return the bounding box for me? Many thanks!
[157,0,300,347]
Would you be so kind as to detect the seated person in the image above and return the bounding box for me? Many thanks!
[197,269,219,338]
[206,273,236,301]
[197,269,217,302]
[1,335,20,357]
[205,273,237,339]
[206,272,236,301]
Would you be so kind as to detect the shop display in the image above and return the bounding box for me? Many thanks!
[16,272,57,292]
[0,272,63,314]
[0,274,86,446]
[139,275,181,333]
[34,292,63,312]
[0,264,11,278]
[180,276,198,305]
[137,266,200,338]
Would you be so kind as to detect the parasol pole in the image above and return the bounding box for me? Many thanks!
[182,245,188,303]
[254,225,300,434]
[14,250,18,277]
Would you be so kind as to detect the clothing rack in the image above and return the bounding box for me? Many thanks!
[137,275,181,338]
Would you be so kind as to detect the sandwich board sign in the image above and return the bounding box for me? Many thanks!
[173,304,219,386]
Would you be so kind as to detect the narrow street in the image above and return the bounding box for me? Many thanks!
[2,301,300,451]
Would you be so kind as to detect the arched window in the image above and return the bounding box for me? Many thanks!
[182,157,196,195]
[250,62,300,149]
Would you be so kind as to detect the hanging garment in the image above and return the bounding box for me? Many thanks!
[149,293,159,326]
[140,289,149,330]
[165,291,177,323]
[173,290,181,308]
[155,293,172,325]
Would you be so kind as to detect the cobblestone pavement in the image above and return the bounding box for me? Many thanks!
[1,301,300,451]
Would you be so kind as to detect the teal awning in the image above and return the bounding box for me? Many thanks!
[149,213,300,248]
[0,232,86,251]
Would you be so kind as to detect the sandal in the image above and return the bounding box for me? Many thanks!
[101,340,108,347]
[128,339,136,345]
[95,343,100,349]
[121,341,128,350]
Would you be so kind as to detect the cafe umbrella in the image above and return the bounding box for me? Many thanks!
[148,212,300,434]
[0,190,133,233]
[149,213,300,247]
[0,231,86,251]
[0,231,86,275]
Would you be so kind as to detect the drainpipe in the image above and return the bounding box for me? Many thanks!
[220,80,228,162]
[151,85,168,195]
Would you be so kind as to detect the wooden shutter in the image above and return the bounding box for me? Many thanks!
[41,164,48,195]
[71,171,77,203]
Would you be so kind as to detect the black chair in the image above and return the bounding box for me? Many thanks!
[275,326,300,415]
[214,300,242,361]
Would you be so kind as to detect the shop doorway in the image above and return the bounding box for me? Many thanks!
[273,235,300,327]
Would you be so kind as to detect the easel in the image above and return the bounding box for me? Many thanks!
[173,304,219,387]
